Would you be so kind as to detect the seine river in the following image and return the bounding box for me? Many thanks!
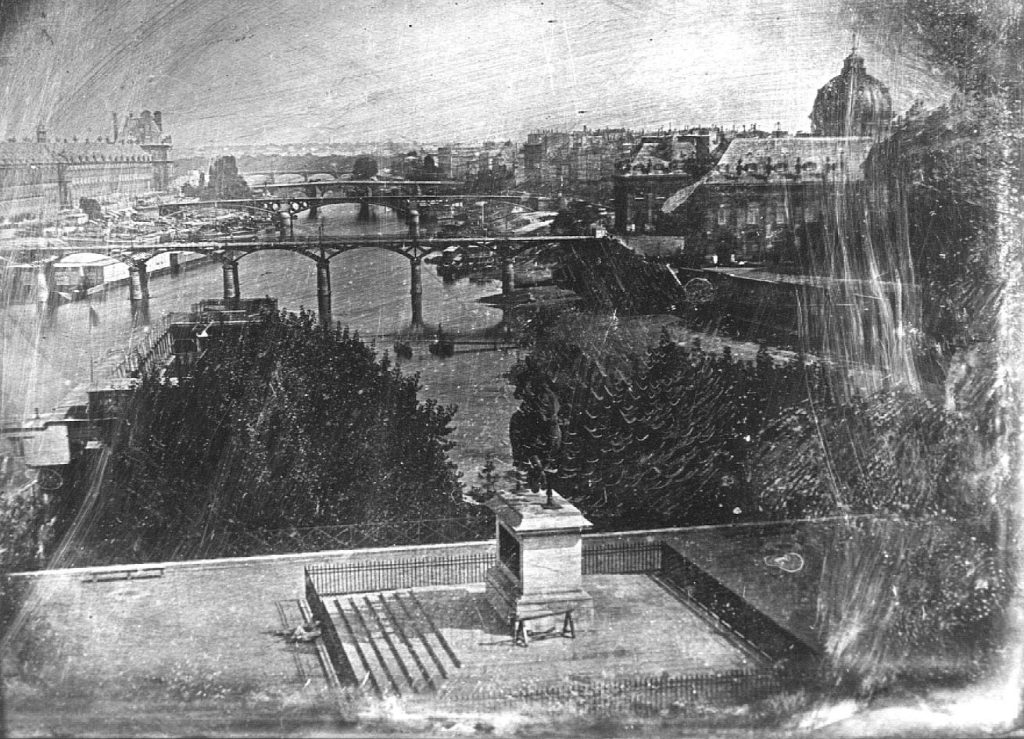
[0,204,523,479]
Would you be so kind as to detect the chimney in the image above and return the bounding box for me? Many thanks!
[35,122,47,143]
[112,112,119,142]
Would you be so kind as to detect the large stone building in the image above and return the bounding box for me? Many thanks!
[665,50,892,264]
[612,128,722,233]
[0,111,172,222]
[521,128,634,201]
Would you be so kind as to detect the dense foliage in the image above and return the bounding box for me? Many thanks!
[351,154,379,180]
[865,99,1014,357]
[101,310,465,559]
[752,389,996,521]
[509,327,832,529]
[181,155,252,200]
[509,319,1008,674]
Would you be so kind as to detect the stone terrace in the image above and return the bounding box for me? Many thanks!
[2,542,490,736]
[2,522,843,735]
[321,575,761,703]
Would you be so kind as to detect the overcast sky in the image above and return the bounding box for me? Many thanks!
[0,0,950,147]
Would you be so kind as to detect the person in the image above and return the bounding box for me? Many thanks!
[275,619,321,642]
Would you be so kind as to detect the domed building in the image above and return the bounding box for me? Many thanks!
[810,49,892,138]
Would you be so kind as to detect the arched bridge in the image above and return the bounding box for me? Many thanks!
[28,232,608,327]
[154,190,534,221]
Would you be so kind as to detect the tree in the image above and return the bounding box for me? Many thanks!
[102,310,467,560]
[78,197,103,221]
[207,155,252,199]
[421,154,440,180]
[352,154,378,180]
[751,390,1008,686]
[508,326,832,529]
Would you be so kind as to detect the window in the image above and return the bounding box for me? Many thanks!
[717,205,729,225]
[746,203,761,225]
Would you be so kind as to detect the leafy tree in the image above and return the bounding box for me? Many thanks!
[101,310,466,560]
[352,154,379,180]
[206,155,252,199]
[421,154,440,179]
[508,328,832,529]
[78,197,103,221]
[752,390,1008,685]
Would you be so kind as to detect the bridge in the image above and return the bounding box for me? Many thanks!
[152,191,534,222]
[13,230,608,327]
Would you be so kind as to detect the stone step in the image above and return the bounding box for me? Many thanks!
[394,590,461,671]
[344,596,405,697]
[372,594,440,693]
[329,597,381,697]
[359,595,425,693]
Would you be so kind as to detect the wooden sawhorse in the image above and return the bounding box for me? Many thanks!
[511,609,575,647]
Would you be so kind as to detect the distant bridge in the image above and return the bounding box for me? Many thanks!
[15,233,608,327]
[152,190,534,221]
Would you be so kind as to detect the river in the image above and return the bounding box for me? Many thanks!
[0,204,524,480]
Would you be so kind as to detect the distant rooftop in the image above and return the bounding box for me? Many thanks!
[708,136,874,184]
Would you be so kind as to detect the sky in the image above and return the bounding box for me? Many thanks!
[0,0,951,148]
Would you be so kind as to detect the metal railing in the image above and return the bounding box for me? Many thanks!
[306,551,496,596]
[582,540,662,574]
[63,514,495,568]
[441,667,786,712]
[220,515,493,555]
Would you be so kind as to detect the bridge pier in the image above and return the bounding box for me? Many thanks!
[308,203,319,218]
[222,261,240,307]
[501,251,515,299]
[128,263,150,302]
[408,207,420,240]
[500,248,516,326]
[357,199,371,221]
[316,258,332,326]
[410,257,423,328]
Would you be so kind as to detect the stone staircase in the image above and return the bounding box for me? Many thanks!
[328,590,461,698]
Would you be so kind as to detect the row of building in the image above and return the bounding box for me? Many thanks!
[616,49,895,263]
[0,111,173,223]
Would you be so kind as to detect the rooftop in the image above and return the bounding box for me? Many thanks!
[707,136,874,185]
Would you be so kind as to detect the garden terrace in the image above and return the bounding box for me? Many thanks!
[3,521,847,734]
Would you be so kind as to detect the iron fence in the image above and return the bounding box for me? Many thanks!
[228,515,494,553]
[581,540,662,574]
[307,551,496,595]
[441,667,785,713]
[65,514,494,568]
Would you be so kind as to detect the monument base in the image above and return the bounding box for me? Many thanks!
[485,565,594,634]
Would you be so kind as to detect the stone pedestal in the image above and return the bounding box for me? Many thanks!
[484,489,594,633]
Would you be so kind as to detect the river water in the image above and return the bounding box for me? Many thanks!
[0,204,524,479]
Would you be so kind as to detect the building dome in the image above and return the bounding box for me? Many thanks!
[810,51,892,137]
